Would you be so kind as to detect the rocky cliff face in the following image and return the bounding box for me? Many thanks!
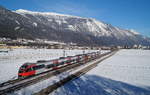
[0,6,150,46]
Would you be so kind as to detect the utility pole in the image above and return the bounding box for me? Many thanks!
[99,48,101,54]
[83,50,85,54]
[63,49,66,57]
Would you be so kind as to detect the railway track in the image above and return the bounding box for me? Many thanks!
[0,50,117,95]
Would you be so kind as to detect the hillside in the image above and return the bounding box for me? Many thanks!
[0,6,150,46]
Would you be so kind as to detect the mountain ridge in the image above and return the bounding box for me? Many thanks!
[0,6,150,46]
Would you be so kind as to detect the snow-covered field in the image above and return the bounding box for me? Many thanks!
[11,50,111,95]
[51,49,150,95]
[0,49,100,83]
[87,49,150,87]
[2,49,150,95]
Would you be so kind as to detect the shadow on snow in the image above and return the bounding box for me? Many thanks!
[53,75,150,95]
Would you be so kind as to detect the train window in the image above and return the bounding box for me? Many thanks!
[39,65,45,68]
[53,63,59,66]
[33,65,45,70]
[67,60,71,63]
[37,60,47,63]
[47,64,54,68]
[56,64,59,66]
[19,70,23,73]
[33,66,37,70]
[60,62,64,65]
[21,65,28,69]
[60,57,65,59]
[26,68,32,72]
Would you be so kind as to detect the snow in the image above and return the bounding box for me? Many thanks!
[15,20,20,25]
[33,22,37,27]
[15,9,84,19]
[130,29,140,35]
[15,9,142,40]
[2,49,149,95]
[14,26,20,30]
[0,49,100,83]
[10,51,110,95]
[42,29,46,31]
[51,49,150,95]
[67,25,75,31]
[93,19,108,34]
[87,49,150,87]
[55,20,62,25]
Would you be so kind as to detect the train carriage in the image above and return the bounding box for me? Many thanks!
[18,61,54,78]
[18,51,101,78]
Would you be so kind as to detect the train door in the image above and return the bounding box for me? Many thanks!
[53,60,59,69]
[33,65,45,74]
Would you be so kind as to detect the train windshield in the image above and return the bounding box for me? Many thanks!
[19,64,28,73]
[19,70,23,73]
[21,64,28,69]
[25,68,32,72]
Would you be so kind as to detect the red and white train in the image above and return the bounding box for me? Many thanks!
[18,51,101,78]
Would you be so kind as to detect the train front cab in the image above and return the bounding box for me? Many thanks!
[18,63,36,78]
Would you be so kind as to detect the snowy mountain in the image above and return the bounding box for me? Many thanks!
[0,6,150,46]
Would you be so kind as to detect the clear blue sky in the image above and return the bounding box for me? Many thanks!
[0,0,150,37]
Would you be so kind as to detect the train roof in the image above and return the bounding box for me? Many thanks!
[59,57,65,59]
[37,60,48,63]
[22,60,52,66]
[21,52,92,67]
[23,62,35,65]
